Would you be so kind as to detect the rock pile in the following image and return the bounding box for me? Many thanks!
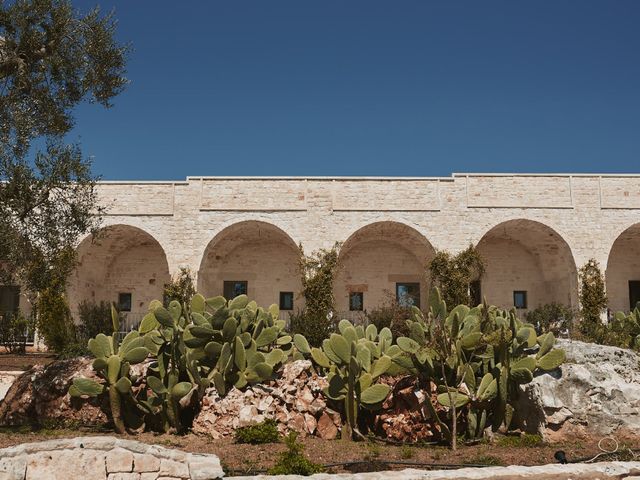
[192,360,343,439]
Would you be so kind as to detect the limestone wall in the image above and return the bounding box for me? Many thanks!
[53,174,640,316]
[0,436,223,480]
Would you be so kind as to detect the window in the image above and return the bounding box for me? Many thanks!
[469,280,482,306]
[279,292,294,311]
[629,281,640,311]
[349,292,364,311]
[223,281,248,299]
[0,286,20,313]
[396,283,420,308]
[118,292,132,312]
[513,291,528,309]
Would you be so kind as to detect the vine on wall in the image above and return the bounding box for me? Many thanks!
[290,242,341,346]
[428,245,485,308]
[578,258,608,338]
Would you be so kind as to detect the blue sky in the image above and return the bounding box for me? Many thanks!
[72,1,640,179]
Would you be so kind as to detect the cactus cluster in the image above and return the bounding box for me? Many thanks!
[69,305,150,433]
[608,307,640,350]
[308,319,399,439]
[395,288,566,440]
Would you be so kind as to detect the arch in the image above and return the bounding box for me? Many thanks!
[476,219,578,312]
[67,224,171,324]
[606,222,640,312]
[334,221,436,314]
[197,221,301,310]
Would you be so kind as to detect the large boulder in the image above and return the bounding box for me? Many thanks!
[0,357,108,427]
[516,339,640,439]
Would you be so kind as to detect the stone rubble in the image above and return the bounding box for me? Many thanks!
[192,360,342,439]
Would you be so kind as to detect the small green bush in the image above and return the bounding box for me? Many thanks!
[268,432,324,476]
[76,300,112,343]
[464,454,504,466]
[36,287,77,353]
[289,309,336,347]
[365,293,411,339]
[234,419,280,444]
[0,311,35,354]
[526,303,574,336]
[497,433,544,448]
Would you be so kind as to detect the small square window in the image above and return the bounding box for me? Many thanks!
[279,292,294,311]
[223,281,247,299]
[118,292,132,312]
[396,283,420,308]
[513,291,528,309]
[349,292,364,311]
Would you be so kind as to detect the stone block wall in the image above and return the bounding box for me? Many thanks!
[0,436,223,480]
[44,174,640,317]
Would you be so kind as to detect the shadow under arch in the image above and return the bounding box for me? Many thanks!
[476,218,578,312]
[606,222,640,312]
[335,221,436,315]
[197,220,301,310]
[67,224,171,323]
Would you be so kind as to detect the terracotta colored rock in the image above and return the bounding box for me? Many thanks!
[317,412,338,440]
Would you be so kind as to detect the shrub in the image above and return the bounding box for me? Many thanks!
[0,311,35,354]
[268,432,324,476]
[365,293,411,338]
[76,300,112,343]
[235,419,280,444]
[429,245,485,308]
[288,309,336,348]
[526,303,574,336]
[36,287,77,352]
[578,259,607,339]
[163,267,196,307]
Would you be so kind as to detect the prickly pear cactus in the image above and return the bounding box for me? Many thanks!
[69,304,150,434]
[309,319,399,440]
[396,287,566,440]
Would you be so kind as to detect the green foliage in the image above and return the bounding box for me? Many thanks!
[69,293,310,434]
[526,303,575,336]
[0,310,34,354]
[309,319,399,440]
[365,293,412,339]
[595,308,640,350]
[57,342,90,360]
[234,419,280,444]
[163,267,196,307]
[578,259,607,339]
[496,433,544,448]
[428,245,485,308]
[288,309,336,348]
[267,432,324,476]
[463,454,505,466]
[36,286,77,352]
[298,242,340,318]
[69,304,149,434]
[0,0,128,296]
[76,301,112,343]
[396,288,565,446]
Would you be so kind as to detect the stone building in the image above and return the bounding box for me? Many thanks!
[3,173,640,328]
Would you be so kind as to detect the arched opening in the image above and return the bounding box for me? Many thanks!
[67,225,171,329]
[334,222,435,316]
[198,221,301,312]
[476,219,578,313]
[606,223,640,312]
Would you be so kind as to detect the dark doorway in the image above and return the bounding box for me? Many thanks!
[629,281,640,311]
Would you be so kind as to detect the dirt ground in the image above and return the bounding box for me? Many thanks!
[0,428,637,476]
[0,352,56,371]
